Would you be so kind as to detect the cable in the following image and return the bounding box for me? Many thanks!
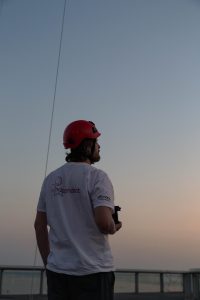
[34,0,68,266]
[30,0,70,297]
[44,0,68,179]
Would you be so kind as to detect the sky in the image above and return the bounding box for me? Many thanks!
[0,0,200,271]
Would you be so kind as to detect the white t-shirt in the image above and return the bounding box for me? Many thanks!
[37,162,115,275]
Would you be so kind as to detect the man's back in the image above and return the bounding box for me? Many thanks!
[37,162,115,275]
[34,120,122,300]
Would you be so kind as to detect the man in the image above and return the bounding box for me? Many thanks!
[34,120,122,300]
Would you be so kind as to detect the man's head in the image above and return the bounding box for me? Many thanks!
[63,120,101,164]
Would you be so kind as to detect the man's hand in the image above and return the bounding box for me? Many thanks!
[115,221,122,232]
[94,206,122,235]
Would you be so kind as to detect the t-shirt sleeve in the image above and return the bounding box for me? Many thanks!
[90,170,115,212]
[37,180,47,212]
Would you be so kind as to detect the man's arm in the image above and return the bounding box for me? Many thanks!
[94,206,122,234]
[34,211,50,267]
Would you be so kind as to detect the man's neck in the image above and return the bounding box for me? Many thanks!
[83,159,91,165]
[70,159,91,165]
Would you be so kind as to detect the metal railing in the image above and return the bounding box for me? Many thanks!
[0,266,46,295]
[115,269,184,294]
[0,266,199,299]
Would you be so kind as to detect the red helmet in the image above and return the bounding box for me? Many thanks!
[63,120,101,149]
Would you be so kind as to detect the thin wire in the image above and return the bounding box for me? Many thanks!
[33,0,68,267]
[30,0,70,297]
[44,0,68,178]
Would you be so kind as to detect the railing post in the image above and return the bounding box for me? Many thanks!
[0,269,3,295]
[184,273,194,300]
[135,272,139,294]
[39,269,44,295]
[160,272,164,293]
[192,272,200,300]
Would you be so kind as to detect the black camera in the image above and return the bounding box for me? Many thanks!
[112,206,121,224]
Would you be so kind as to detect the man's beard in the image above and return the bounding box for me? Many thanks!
[90,153,100,164]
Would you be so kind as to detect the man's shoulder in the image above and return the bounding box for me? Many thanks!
[45,164,66,180]
[45,163,109,181]
[89,165,110,181]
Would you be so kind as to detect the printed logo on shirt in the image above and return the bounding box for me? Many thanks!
[51,176,80,197]
[98,195,111,201]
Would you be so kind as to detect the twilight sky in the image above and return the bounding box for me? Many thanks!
[1,0,200,270]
